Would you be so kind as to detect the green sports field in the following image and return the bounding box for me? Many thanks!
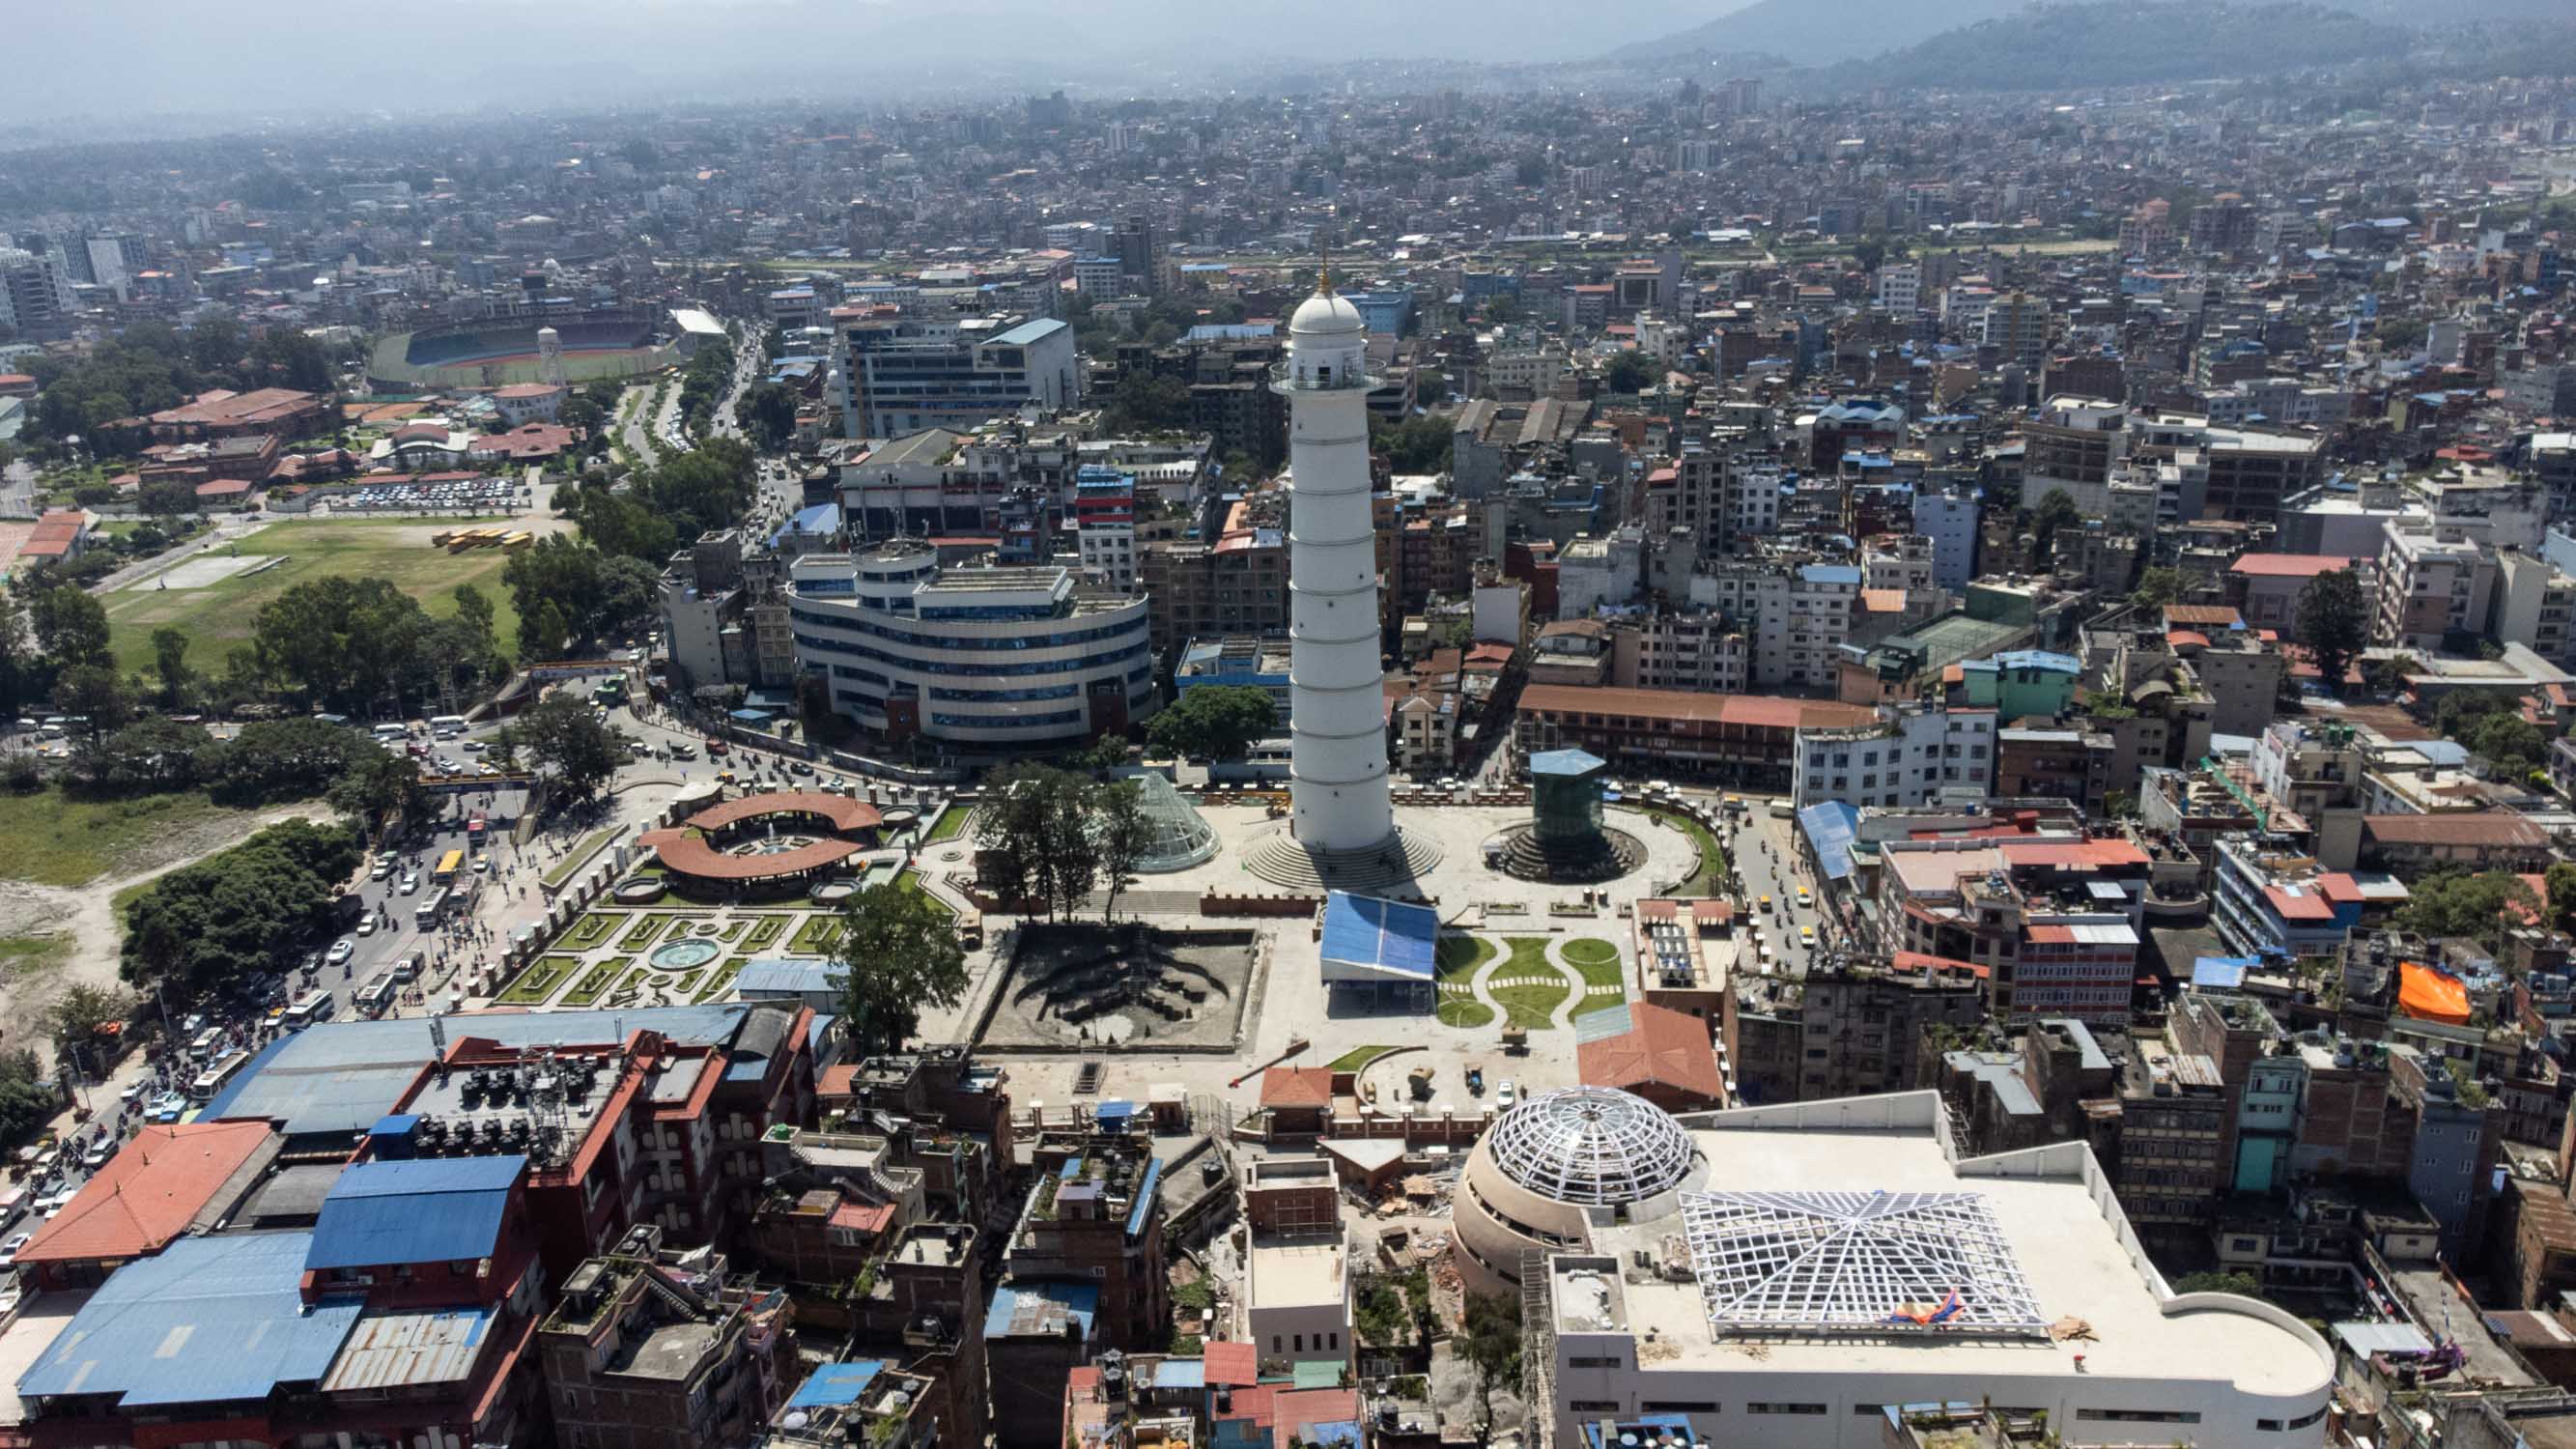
[101,517,526,675]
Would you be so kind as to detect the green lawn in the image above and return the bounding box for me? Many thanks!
[922,804,974,844]
[1434,934,1497,1029]
[1562,938,1626,991]
[742,915,791,952]
[560,956,627,1008]
[693,957,749,1003]
[0,786,249,888]
[0,934,71,980]
[560,913,628,952]
[896,869,954,920]
[786,916,842,955]
[100,516,525,676]
[1487,938,1571,1030]
[1325,1045,1402,1072]
[616,915,668,952]
[544,828,622,890]
[497,954,580,1005]
[1641,806,1727,896]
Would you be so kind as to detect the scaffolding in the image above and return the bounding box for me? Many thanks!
[1680,1190,2048,1337]
[1485,1087,1698,1208]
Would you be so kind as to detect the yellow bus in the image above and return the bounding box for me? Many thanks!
[433,849,465,885]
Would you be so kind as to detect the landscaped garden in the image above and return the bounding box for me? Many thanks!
[1486,937,1572,1030]
[1562,937,1626,991]
[498,955,580,1005]
[560,912,628,952]
[1434,933,1497,1028]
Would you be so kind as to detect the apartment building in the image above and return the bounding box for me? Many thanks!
[2375,521,2495,650]
[1789,705,1996,810]
[831,312,1081,439]
[1878,835,2151,1023]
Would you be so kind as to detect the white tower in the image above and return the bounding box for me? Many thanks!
[535,326,567,388]
[1275,270,1394,853]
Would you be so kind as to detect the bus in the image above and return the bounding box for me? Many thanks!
[189,1050,252,1102]
[429,715,468,739]
[594,675,628,707]
[282,990,334,1030]
[434,849,465,885]
[354,975,398,1018]
[414,886,450,930]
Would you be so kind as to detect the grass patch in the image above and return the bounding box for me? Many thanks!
[606,963,650,1004]
[743,915,791,952]
[1639,805,1727,896]
[0,785,249,888]
[716,920,746,942]
[559,956,629,1008]
[1563,938,1626,991]
[922,804,974,844]
[896,869,953,920]
[560,913,628,952]
[692,957,748,1003]
[671,968,705,995]
[1433,933,1499,1028]
[1325,1045,1402,1072]
[0,934,71,980]
[543,828,622,890]
[497,954,581,1005]
[1487,938,1571,1030]
[787,916,842,956]
[617,915,669,952]
[100,516,526,676]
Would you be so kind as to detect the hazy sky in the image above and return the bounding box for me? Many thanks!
[4,0,1759,127]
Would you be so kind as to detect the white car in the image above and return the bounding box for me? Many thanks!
[355,916,378,936]
[82,1141,110,1170]
[326,939,355,965]
[461,739,485,753]
[1497,1079,1517,1109]
[370,860,391,881]
[399,873,420,895]
[0,1231,30,1265]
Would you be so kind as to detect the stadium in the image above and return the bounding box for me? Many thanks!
[366,306,680,390]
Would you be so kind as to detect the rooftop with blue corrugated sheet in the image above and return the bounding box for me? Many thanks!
[306,1154,526,1271]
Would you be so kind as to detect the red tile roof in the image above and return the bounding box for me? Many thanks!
[1260,1066,1335,1109]
[1201,1340,1259,1385]
[2230,553,2356,579]
[1578,1002,1724,1104]
[17,1122,275,1266]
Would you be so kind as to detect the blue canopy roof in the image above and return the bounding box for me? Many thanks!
[1528,748,1605,779]
[1319,892,1438,981]
[1798,801,1861,883]
[21,1233,363,1407]
[2193,955,2257,988]
[729,707,774,724]
[787,1361,888,1408]
[985,1283,1099,1341]
[307,1155,525,1270]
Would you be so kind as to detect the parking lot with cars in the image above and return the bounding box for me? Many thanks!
[335,474,526,511]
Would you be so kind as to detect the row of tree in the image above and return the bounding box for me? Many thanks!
[120,818,364,997]
[59,714,428,819]
[973,764,1154,921]
[18,317,337,454]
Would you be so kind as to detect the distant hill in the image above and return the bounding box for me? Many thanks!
[1607,0,2040,66]
[1817,1,2418,92]
[1602,0,2571,70]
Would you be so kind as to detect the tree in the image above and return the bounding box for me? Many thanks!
[121,819,363,998]
[2297,566,2370,694]
[89,716,210,793]
[328,749,428,832]
[150,627,193,707]
[1146,685,1278,761]
[831,880,970,1057]
[2547,861,2576,933]
[1457,1293,1524,1433]
[2397,871,2541,950]
[28,586,110,668]
[1093,780,1150,923]
[47,982,132,1074]
[975,764,1099,920]
[1103,373,1193,434]
[2130,566,2190,610]
[2174,1269,2261,1297]
[2458,708,2546,777]
[0,1052,60,1147]
[53,664,135,748]
[1602,350,1654,394]
[735,382,799,451]
[137,479,200,517]
[502,695,623,801]
[2026,488,2082,569]
[204,717,374,805]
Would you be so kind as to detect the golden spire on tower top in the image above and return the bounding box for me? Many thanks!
[1317,240,1334,296]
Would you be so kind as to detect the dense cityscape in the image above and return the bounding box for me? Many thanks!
[5,8,2576,1449]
